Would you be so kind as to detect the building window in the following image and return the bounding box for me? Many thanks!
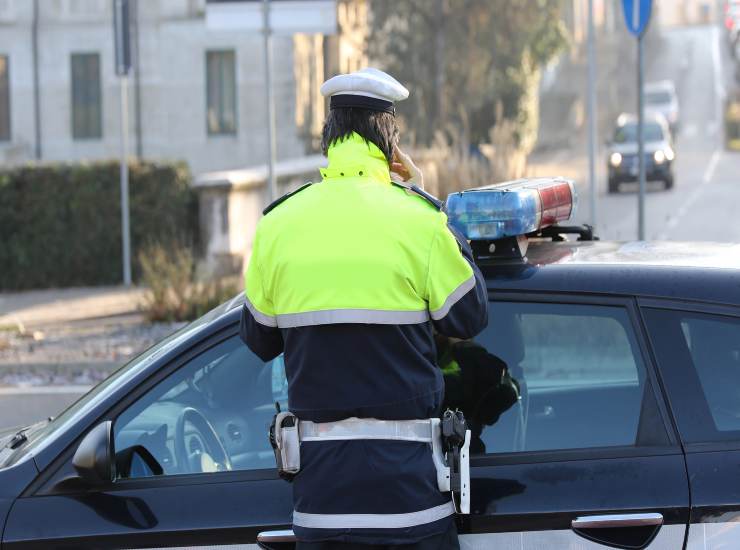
[206,50,237,135]
[71,53,102,139]
[0,55,10,141]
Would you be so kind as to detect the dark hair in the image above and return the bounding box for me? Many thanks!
[321,108,399,163]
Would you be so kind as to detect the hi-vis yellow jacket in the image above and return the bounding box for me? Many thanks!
[239,131,488,545]
[245,133,481,330]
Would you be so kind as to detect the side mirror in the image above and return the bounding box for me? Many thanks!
[72,421,115,486]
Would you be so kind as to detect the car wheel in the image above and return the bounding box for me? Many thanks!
[608,179,619,194]
[664,177,674,190]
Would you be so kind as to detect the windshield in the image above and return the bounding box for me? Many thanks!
[613,123,665,143]
[646,91,673,105]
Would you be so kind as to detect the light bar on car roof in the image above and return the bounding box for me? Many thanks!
[446,177,577,241]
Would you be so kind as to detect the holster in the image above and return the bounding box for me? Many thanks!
[269,411,301,481]
[438,409,471,514]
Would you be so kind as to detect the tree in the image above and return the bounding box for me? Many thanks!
[369,0,568,150]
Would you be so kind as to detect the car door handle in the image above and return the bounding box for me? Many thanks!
[571,512,664,529]
[257,529,296,550]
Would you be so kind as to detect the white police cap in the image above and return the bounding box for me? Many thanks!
[320,68,409,114]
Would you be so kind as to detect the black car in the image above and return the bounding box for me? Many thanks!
[1,234,740,549]
[607,113,676,193]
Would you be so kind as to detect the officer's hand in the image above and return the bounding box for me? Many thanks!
[391,146,424,189]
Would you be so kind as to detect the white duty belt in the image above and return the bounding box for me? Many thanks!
[272,413,471,514]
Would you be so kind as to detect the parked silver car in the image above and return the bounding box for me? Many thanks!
[645,81,680,134]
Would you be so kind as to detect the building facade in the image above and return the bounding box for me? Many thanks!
[0,0,366,175]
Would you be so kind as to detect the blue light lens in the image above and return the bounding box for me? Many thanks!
[445,178,575,240]
[446,188,539,240]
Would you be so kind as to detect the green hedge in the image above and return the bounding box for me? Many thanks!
[0,161,198,290]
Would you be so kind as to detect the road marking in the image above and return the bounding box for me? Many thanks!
[0,385,90,395]
[657,150,720,240]
[703,150,721,183]
[712,27,726,103]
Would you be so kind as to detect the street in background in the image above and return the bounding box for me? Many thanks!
[1,0,740,436]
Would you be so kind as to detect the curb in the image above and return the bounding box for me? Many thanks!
[0,385,91,395]
[0,362,120,371]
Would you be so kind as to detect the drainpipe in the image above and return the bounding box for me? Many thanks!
[32,0,41,160]
[131,0,142,158]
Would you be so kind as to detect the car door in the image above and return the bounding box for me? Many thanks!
[641,300,740,549]
[2,329,294,549]
[451,294,689,549]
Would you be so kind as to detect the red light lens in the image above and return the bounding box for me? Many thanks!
[537,181,574,227]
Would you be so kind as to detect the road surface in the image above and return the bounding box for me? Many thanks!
[533,24,740,243]
[0,387,87,431]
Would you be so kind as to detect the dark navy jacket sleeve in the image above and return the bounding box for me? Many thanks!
[431,224,488,339]
[239,303,284,362]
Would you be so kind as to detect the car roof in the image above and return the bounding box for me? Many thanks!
[645,80,676,94]
[479,240,740,306]
[224,240,740,315]
[223,241,740,319]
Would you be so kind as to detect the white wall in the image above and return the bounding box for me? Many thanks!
[658,0,716,27]
[137,17,304,173]
[0,0,307,174]
[0,2,37,163]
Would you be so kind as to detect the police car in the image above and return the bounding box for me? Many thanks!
[1,178,739,550]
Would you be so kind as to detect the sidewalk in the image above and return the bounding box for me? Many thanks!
[0,286,146,329]
[0,286,183,387]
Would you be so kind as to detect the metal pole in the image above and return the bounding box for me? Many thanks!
[32,0,42,160]
[637,32,645,241]
[120,73,132,286]
[262,0,278,202]
[586,0,597,228]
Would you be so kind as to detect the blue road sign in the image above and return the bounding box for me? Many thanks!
[622,0,653,37]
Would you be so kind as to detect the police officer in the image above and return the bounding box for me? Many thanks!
[240,68,488,549]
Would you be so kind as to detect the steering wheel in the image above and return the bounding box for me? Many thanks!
[174,407,232,474]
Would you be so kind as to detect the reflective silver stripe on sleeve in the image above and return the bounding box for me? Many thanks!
[429,275,477,321]
[244,295,278,327]
[275,308,429,328]
[292,501,454,529]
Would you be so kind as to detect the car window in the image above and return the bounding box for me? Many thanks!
[614,123,664,143]
[643,309,740,443]
[113,335,287,479]
[441,301,667,455]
